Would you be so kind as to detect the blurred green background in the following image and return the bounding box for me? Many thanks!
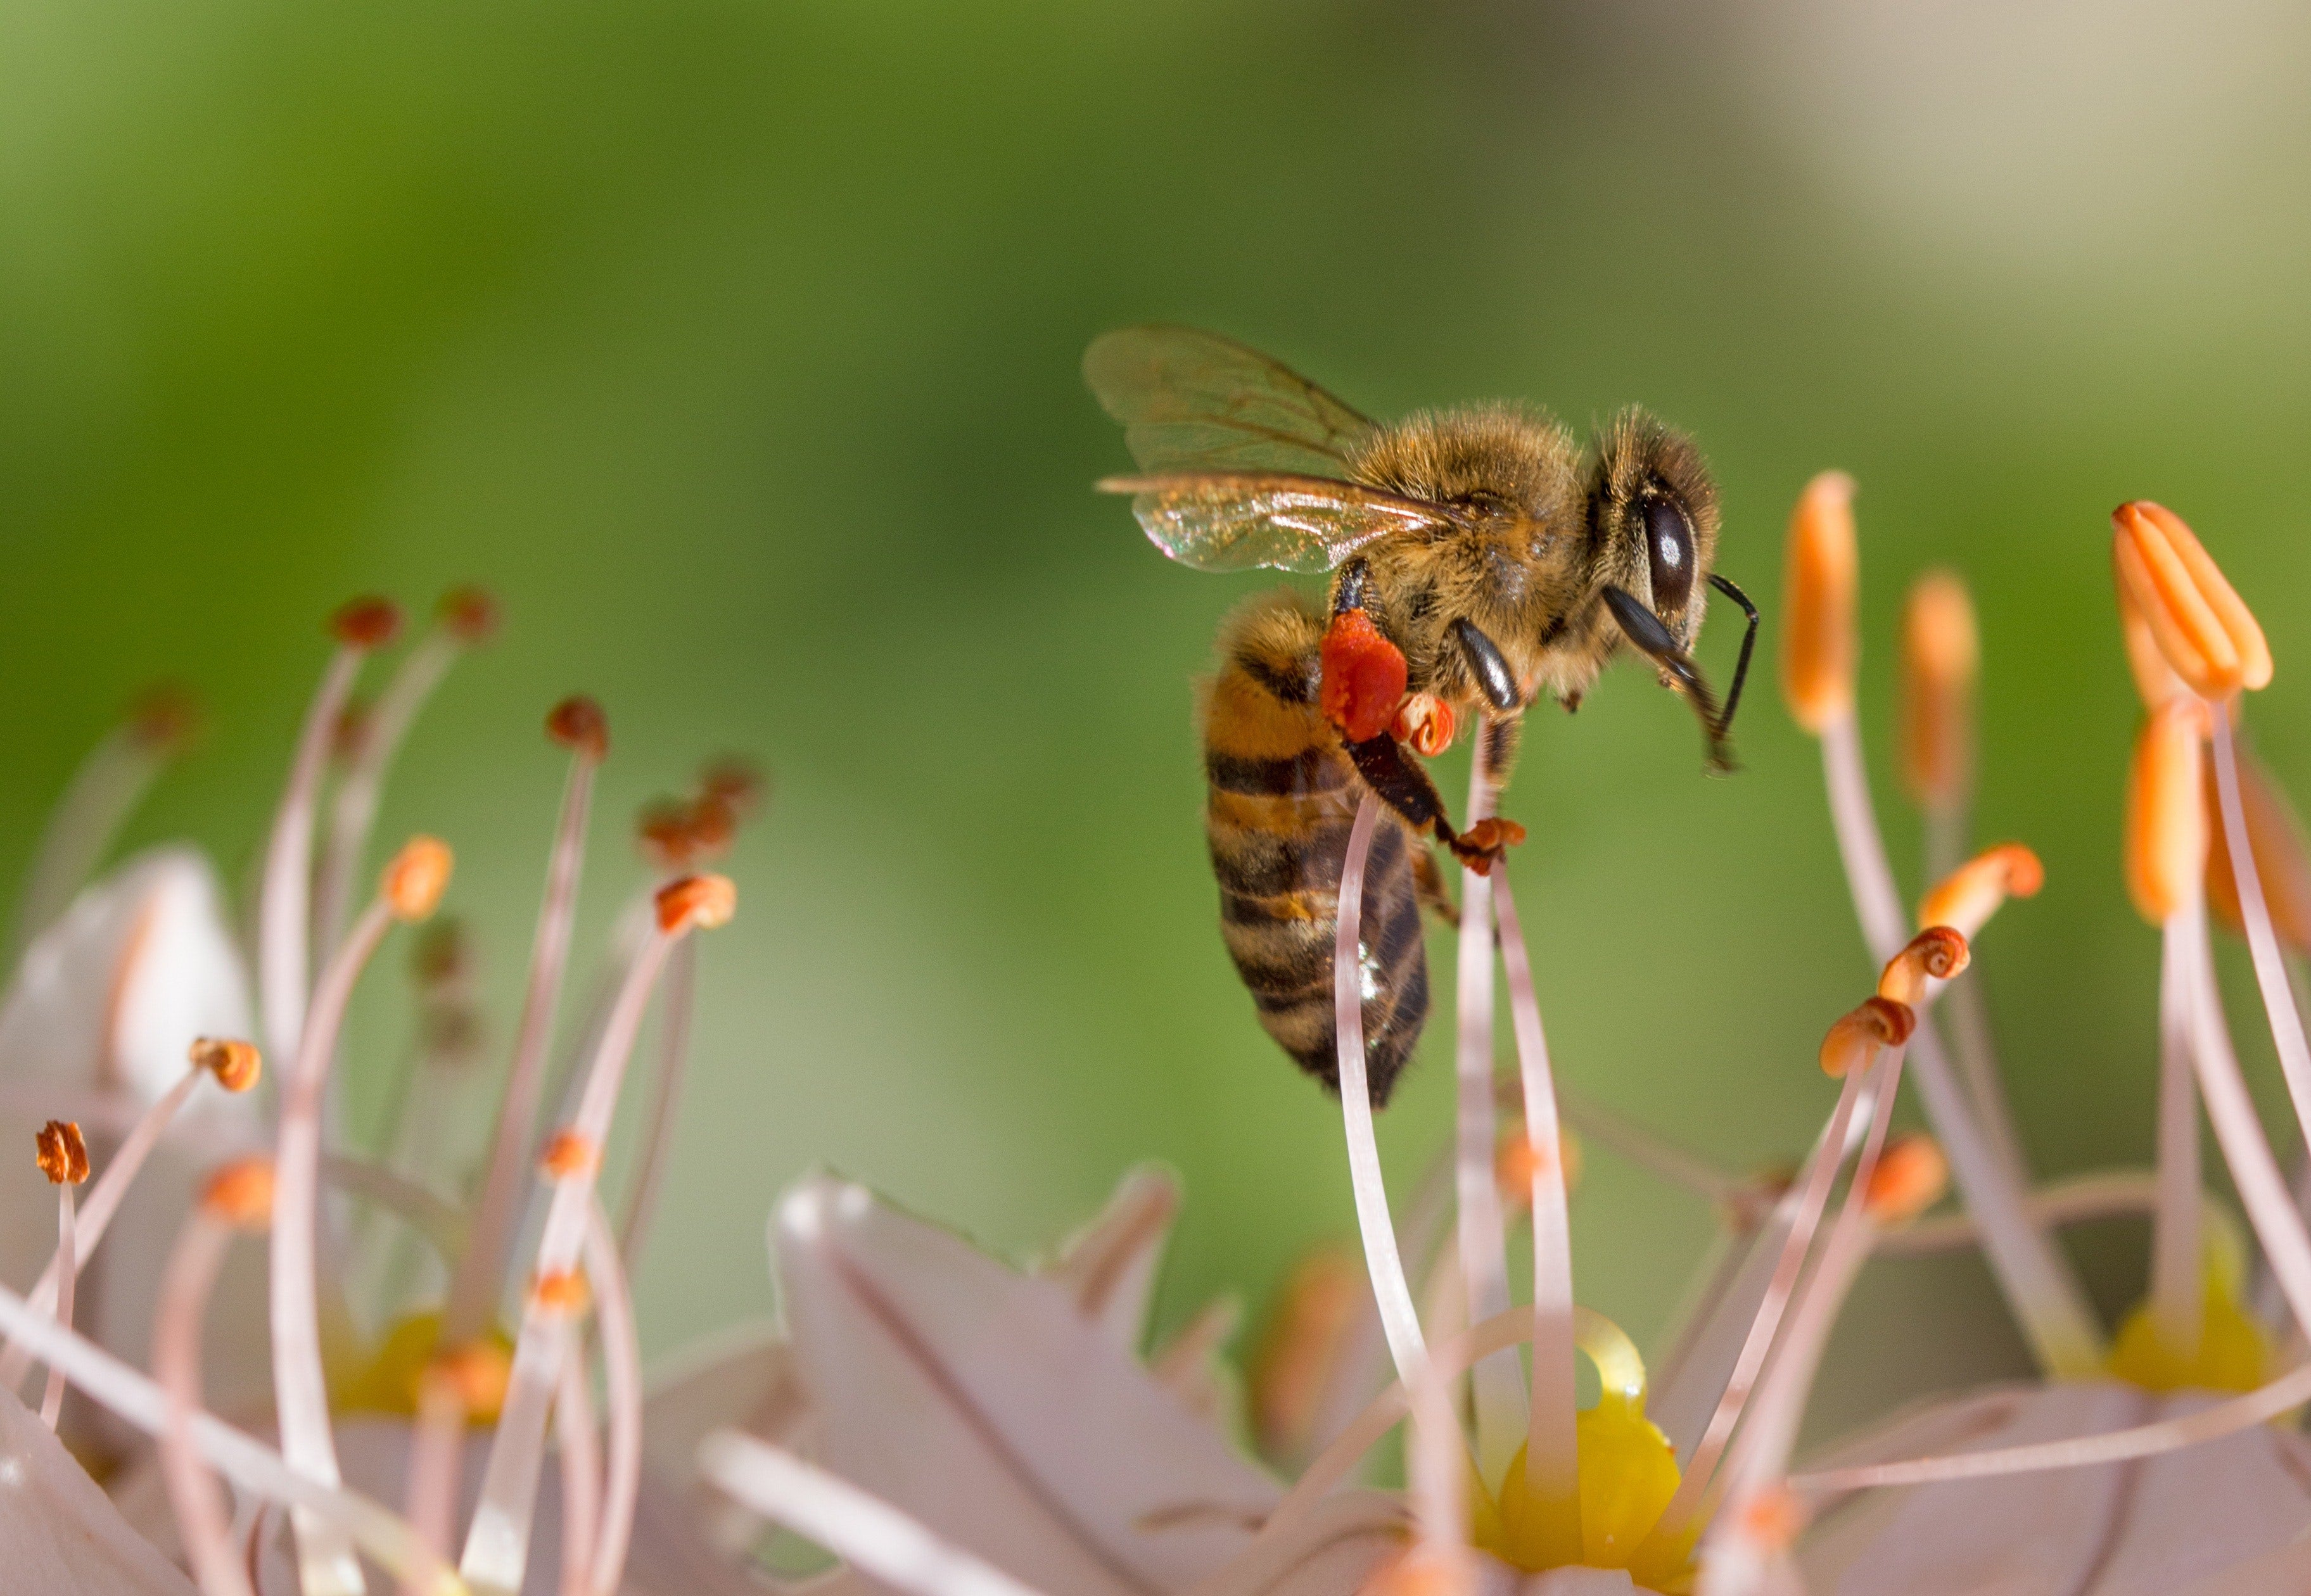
[8,0,2311,1441]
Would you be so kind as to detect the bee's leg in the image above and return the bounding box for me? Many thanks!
[1344,732,1525,875]
[1411,844,1460,928]
[1478,711,1524,797]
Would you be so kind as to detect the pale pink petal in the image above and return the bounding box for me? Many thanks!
[1040,1165,1180,1349]
[774,1175,1279,1596]
[2168,1531,2311,1596]
[1518,1569,1639,1595]
[1797,1382,2311,1596]
[0,1383,195,1593]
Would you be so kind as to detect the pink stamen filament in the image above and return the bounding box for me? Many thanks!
[585,1200,642,1596]
[459,920,682,1595]
[1873,1167,2192,1257]
[699,1433,1051,1596]
[10,723,170,958]
[554,1350,601,1596]
[2208,712,2311,1144]
[1821,711,2102,1376]
[618,935,696,1265]
[1329,794,1427,1384]
[273,894,398,1596]
[403,1373,467,1596]
[1453,727,1524,1479]
[2179,897,2311,1329]
[445,746,601,1346]
[1491,871,1581,1559]
[315,631,461,960]
[2149,911,2203,1353]
[259,643,366,1063]
[157,1213,258,1596]
[39,1183,75,1430]
[0,1274,466,1593]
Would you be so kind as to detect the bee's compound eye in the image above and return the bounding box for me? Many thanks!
[1645,496,1695,618]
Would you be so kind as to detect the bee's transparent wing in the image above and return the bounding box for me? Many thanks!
[1098,471,1460,574]
[1083,326,1380,476]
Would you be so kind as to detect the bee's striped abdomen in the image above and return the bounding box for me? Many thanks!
[1201,592,1429,1106]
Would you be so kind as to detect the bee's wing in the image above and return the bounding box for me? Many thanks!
[1083,326,1380,475]
[1098,471,1460,574]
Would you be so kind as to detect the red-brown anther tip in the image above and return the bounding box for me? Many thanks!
[127,684,203,754]
[531,1269,591,1316]
[202,1158,275,1229]
[1877,926,1971,1004]
[1318,609,1410,743]
[411,920,471,989]
[538,1130,597,1179]
[331,597,404,651]
[2111,500,2272,699]
[637,798,695,870]
[545,695,609,761]
[685,795,737,861]
[656,873,737,933]
[34,1121,87,1186]
[1820,996,1915,1077]
[383,837,454,921]
[332,698,374,762]
[436,586,500,644]
[699,756,766,817]
[189,1037,262,1094]
[1864,1133,1950,1225]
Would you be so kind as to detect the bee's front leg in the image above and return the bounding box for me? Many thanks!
[1343,732,1525,875]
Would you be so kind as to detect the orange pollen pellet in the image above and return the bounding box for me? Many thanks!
[656,872,737,933]
[1821,996,1914,1078]
[1918,842,2044,940]
[128,684,202,753]
[34,1120,87,1186]
[437,586,500,643]
[383,836,454,921]
[1779,470,1859,735]
[1876,927,1971,1005]
[2126,698,2210,926]
[202,1158,276,1228]
[2111,500,2272,700]
[1897,569,1977,811]
[546,695,609,760]
[1864,1133,1950,1225]
[1739,1485,1810,1553]
[531,1269,591,1315]
[1317,608,1410,743]
[189,1037,263,1094]
[539,1131,598,1179]
[427,1341,512,1418]
[331,596,404,650]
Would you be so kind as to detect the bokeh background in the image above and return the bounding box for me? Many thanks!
[8,0,2311,1443]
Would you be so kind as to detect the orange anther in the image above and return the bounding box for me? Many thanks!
[1738,1485,1810,1553]
[34,1121,87,1186]
[2111,501,2271,700]
[1495,1124,1582,1206]
[539,1130,597,1179]
[531,1269,591,1315]
[1779,471,1858,735]
[1249,1248,1361,1461]
[546,695,609,760]
[1318,609,1410,743]
[331,597,404,650]
[1864,1133,1949,1225]
[1876,927,1971,1005]
[685,794,737,860]
[2117,574,2189,711]
[2206,742,2311,951]
[127,684,202,754]
[1390,694,1458,758]
[1821,996,1914,1079]
[383,837,454,921]
[203,1158,276,1229]
[189,1037,262,1094]
[1898,570,1978,813]
[2125,699,2211,925]
[426,1340,512,1420]
[699,757,766,817]
[1918,842,2043,940]
[436,586,500,644]
[656,873,737,933]
[1361,1548,1473,1596]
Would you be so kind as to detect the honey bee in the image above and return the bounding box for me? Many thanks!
[1086,326,1757,1105]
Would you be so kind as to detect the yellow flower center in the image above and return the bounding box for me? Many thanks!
[2108,1229,2271,1395]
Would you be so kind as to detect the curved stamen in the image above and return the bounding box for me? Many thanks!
[585,1199,642,1596]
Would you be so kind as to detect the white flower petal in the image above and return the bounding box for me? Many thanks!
[1797,1381,2311,1596]
[774,1175,1281,1596]
[1041,1166,1180,1348]
[0,1383,194,1593]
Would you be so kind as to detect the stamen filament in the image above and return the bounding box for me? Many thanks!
[1491,871,1581,1558]
[404,1369,468,1596]
[2150,911,2203,1354]
[2208,711,2311,1146]
[158,1212,258,1596]
[617,935,695,1266]
[554,1348,601,1596]
[1874,1167,2186,1257]
[41,1180,75,1429]
[1329,794,1426,1384]
[1453,726,1524,1481]
[699,1433,1050,1596]
[1551,1086,1742,1210]
[585,1200,642,1596]
[445,710,604,1346]
[10,697,188,958]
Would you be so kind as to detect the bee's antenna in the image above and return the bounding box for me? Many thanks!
[1707,573,1760,740]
